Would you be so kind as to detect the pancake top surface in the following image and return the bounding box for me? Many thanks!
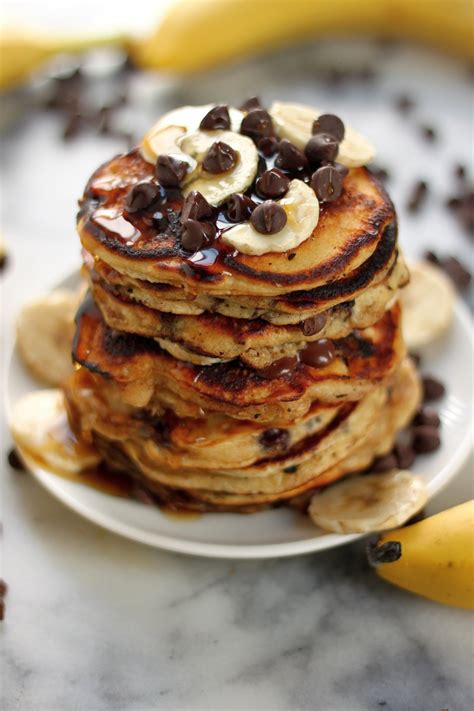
[78,149,396,296]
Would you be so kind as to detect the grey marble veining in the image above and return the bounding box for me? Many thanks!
[1,38,473,711]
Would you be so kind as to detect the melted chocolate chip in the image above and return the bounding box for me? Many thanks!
[305,133,339,167]
[181,219,216,252]
[239,96,262,112]
[259,428,290,453]
[256,355,298,379]
[275,139,308,172]
[240,108,274,142]
[300,339,336,368]
[312,113,345,142]
[202,141,238,173]
[257,136,279,157]
[155,155,189,187]
[250,201,287,234]
[300,313,327,337]
[199,104,231,130]
[225,193,256,222]
[310,164,344,202]
[256,168,290,199]
[180,191,213,222]
[124,182,161,213]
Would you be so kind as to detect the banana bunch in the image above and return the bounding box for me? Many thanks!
[2,0,473,91]
[373,501,474,610]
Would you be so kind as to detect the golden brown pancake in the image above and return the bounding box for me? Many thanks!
[72,293,405,423]
[78,151,397,299]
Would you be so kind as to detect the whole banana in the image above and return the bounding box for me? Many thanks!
[375,500,474,610]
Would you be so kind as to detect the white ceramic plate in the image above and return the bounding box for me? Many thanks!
[6,272,473,558]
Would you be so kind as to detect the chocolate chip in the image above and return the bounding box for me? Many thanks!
[300,339,336,368]
[372,454,398,472]
[239,96,262,112]
[250,201,287,234]
[0,579,7,597]
[422,376,445,401]
[257,136,279,157]
[395,94,415,114]
[394,442,416,469]
[310,165,344,202]
[240,108,274,142]
[455,163,467,182]
[305,133,339,167]
[407,180,428,212]
[155,155,189,187]
[256,168,290,199]
[199,104,231,130]
[180,191,213,222]
[202,141,238,173]
[312,114,345,142]
[412,425,441,453]
[256,355,298,379]
[420,125,437,142]
[287,253,296,261]
[181,219,216,252]
[300,313,327,336]
[409,352,422,368]
[259,428,290,452]
[367,540,402,566]
[225,193,256,222]
[7,448,25,471]
[124,182,161,213]
[0,252,7,273]
[283,465,299,474]
[275,139,308,172]
[413,406,441,428]
[332,162,349,178]
[441,256,472,290]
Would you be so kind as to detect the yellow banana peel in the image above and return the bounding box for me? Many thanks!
[1,0,473,91]
[376,500,474,610]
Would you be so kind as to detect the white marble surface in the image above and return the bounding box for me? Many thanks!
[1,38,473,710]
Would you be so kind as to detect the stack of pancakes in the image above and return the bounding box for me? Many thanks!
[64,103,419,513]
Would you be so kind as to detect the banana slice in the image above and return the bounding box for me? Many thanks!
[10,389,101,474]
[401,260,455,350]
[141,104,243,166]
[270,101,375,168]
[180,129,258,206]
[308,470,428,534]
[222,179,319,255]
[17,289,80,386]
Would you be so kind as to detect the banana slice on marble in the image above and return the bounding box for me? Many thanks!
[180,129,258,206]
[270,101,375,168]
[308,470,428,534]
[10,389,101,474]
[141,104,243,167]
[222,179,319,255]
[16,289,79,386]
[401,260,455,351]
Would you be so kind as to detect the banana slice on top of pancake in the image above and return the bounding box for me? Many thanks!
[401,260,455,350]
[270,101,375,168]
[222,179,319,255]
[16,289,81,386]
[10,389,101,474]
[308,470,428,534]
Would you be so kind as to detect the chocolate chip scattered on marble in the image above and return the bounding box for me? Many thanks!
[407,180,428,212]
[250,201,287,234]
[420,124,438,143]
[424,250,472,291]
[394,94,415,114]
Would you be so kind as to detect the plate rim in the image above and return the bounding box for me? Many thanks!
[5,269,474,559]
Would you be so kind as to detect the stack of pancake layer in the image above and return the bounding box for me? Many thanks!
[65,102,419,512]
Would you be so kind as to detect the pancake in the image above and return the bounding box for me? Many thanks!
[72,293,405,423]
[87,255,406,368]
[89,358,420,511]
[78,151,396,299]
[65,367,342,471]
